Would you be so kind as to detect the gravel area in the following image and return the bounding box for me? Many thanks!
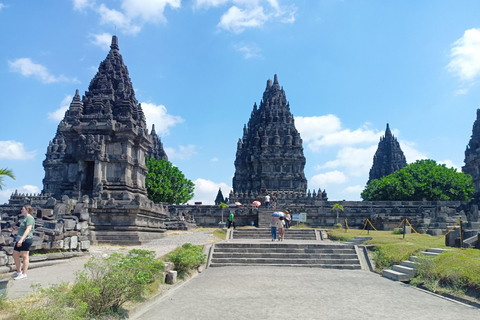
[89,229,221,259]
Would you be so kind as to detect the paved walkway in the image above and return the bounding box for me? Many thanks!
[132,266,480,320]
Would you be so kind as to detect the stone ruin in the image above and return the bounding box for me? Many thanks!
[229,74,327,206]
[1,36,170,249]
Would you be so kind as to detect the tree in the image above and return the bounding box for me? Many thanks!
[332,203,344,224]
[145,158,195,204]
[361,159,474,201]
[0,168,15,190]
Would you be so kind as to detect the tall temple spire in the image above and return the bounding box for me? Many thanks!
[232,74,308,201]
[110,35,119,51]
[367,123,407,184]
[463,109,480,196]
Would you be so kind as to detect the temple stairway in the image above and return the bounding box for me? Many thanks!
[208,241,361,269]
[232,227,317,240]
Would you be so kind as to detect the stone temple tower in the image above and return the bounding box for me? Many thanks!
[463,109,480,197]
[230,75,313,206]
[43,35,166,201]
[368,123,407,184]
[42,36,167,242]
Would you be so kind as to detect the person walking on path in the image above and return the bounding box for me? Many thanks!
[265,194,270,208]
[12,205,35,280]
[270,215,278,241]
[228,211,235,229]
[277,216,286,241]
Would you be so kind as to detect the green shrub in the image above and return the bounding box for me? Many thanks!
[166,243,206,278]
[333,223,343,229]
[70,249,164,316]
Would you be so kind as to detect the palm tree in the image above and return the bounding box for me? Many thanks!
[0,168,15,190]
[332,203,344,225]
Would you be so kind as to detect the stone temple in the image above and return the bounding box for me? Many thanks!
[463,109,480,200]
[229,75,326,206]
[41,36,168,242]
[367,123,407,184]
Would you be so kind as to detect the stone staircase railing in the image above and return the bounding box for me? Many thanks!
[382,248,447,282]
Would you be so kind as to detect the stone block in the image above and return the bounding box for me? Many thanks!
[78,235,88,241]
[67,231,78,236]
[63,219,77,231]
[80,240,90,250]
[42,242,52,250]
[2,246,14,255]
[78,212,89,222]
[29,255,47,262]
[165,270,177,284]
[63,237,71,249]
[0,235,4,245]
[0,252,7,266]
[70,236,78,249]
[52,240,64,249]
[43,222,64,234]
[76,221,88,230]
[40,209,53,218]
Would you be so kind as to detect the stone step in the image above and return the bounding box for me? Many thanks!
[209,263,362,269]
[212,253,359,259]
[382,269,412,282]
[400,260,416,268]
[409,256,418,262]
[214,248,356,254]
[392,264,416,275]
[418,251,440,257]
[210,258,361,265]
[426,248,447,254]
[215,243,354,250]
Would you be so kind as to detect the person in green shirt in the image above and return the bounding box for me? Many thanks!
[228,212,235,229]
[12,205,35,280]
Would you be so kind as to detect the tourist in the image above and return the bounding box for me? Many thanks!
[285,211,291,229]
[228,211,235,229]
[12,205,35,280]
[270,215,277,241]
[277,216,286,241]
[265,194,270,208]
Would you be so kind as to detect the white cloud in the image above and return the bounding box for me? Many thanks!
[211,157,219,162]
[218,5,268,33]
[90,33,112,51]
[400,140,428,163]
[0,185,41,205]
[0,141,36,160]
[343,185,363,194]
[447,28,480,81]
[0,3,5,11]
[310,171,347,188]
[72,0,94,11]
[48,95,73,121]
[194,0,229,9]
[164,145,197,160]
[98,4,142,35]
[8,58,79,84]
[190,178,231,205]
[121,0,181,23]
[438,159,461,171]
[234,42,263,59]
[318,146,377,176]
[141,102,184,136]
[295,115,381,152]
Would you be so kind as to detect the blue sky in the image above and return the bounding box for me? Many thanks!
[1,0,480,205]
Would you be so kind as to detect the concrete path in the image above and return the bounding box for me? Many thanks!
[132,266,480,320]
